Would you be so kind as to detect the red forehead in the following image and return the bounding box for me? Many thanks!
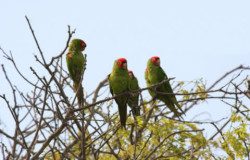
[117,58,127,63]
[128,70,133,74]
[151,56,160,63]
[151,56,160,60]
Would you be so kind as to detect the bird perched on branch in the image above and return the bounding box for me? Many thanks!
[128,70,140,117]
[108,58,130,129]
[66,39,86,107]
[145,56,184,119]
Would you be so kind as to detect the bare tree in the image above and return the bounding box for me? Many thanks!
[0,17,249,160]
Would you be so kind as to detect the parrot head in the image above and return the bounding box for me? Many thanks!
[80,40,87,51]
[69,39,87,51]
[150,56,160,66]
[128,70,134,79]
[146,68,148,72]
[117,58,127,70]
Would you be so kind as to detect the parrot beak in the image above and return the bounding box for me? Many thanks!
[156,59,160,66]
[129,73,133,79]
[122,63,127,70]
[81,47,85,51]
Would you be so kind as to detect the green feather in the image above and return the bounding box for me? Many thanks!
[66,39,85,92]
[128,74,140,117]
[145,68,155,97]
[66,39,85,107]
[69,39,83,51]
[108,60,130,129]
[146,58,184,119]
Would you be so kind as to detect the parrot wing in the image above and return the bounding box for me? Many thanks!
[158,67,185,117]
[128,77,140,116]
[108,74,114,96]
[108,73,128,129]
[66,53,76,82]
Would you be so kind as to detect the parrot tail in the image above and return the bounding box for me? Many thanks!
[116,98,127,129]
[128,100,140,118]
[166,103,183,119]
[74,82,84,108]
[135,105,140,116]
[77,84,84,108]
[171,97,185,115]
[73,82,78,92]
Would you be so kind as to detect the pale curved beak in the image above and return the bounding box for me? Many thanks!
[156,59,160,66]
[122,63,127,70]
[129,73,133,79]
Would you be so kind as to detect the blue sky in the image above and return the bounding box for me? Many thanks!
[1,0,250,146]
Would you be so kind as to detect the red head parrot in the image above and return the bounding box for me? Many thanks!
[108,58,130,129]
[146,56,184,118]
[128,70,140,117]
[66,39,86,107]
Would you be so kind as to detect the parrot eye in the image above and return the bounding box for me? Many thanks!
[117,61,122,66]
[81,40,85,46]
[151,56,160,64]
[81,40,86,51]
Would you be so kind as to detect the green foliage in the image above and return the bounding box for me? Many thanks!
[219,112,249,160]
[194,78,207,100]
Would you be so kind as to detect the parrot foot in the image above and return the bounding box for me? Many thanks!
[129,92,138,97]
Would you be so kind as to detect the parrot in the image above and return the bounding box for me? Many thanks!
[127,70,140,117]
[108,58,130,129]
[146,56,184,118]
[66,39,87,107]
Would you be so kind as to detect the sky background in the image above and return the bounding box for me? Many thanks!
[0,0,250,156]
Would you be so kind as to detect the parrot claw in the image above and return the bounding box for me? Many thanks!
[129,92,138,97]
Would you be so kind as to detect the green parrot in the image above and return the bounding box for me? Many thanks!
[108,58,130,129]
[128,70,140,117]
[66,39,87,107]
[146,56,184,118]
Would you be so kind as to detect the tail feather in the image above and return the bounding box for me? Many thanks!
[171,96,185,115]
[116,98,127,129]
[73,82,78,92]
[128,99,140,118]
[129,104,140,117]
[162,96,184,119]
[77,84,84,108]
[74,82,84,108]
[166,103,182,119]
[135,105,140,116]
